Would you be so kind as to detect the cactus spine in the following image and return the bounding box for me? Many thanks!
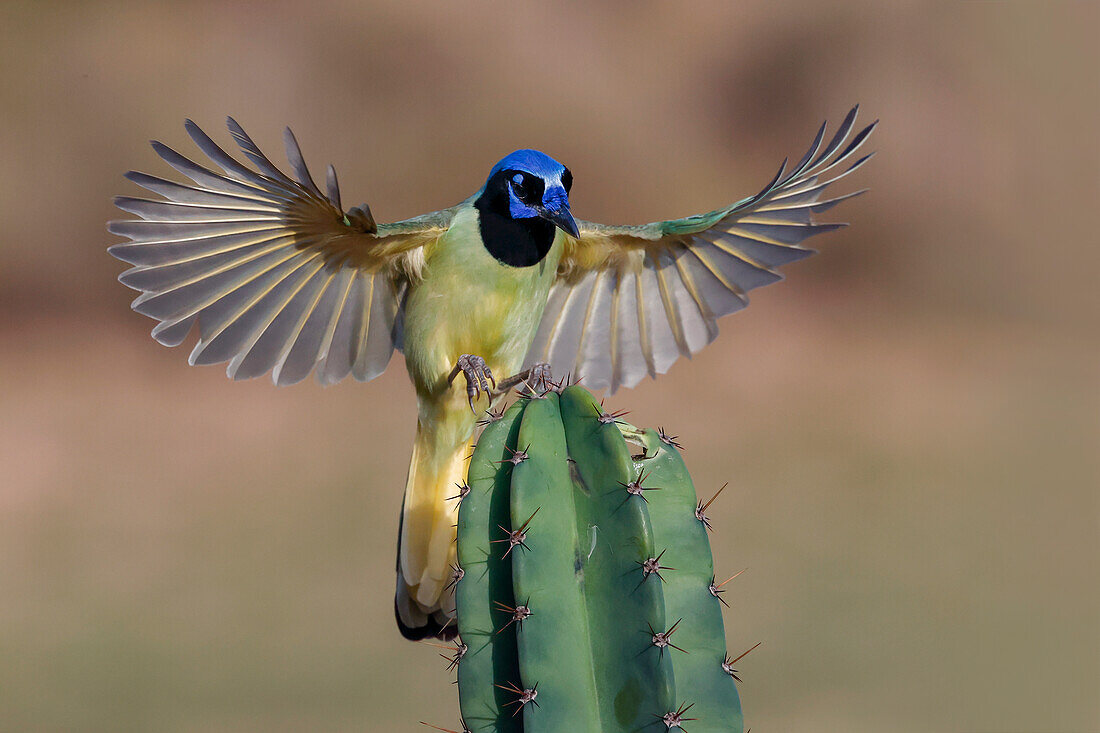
[452,385,744,732]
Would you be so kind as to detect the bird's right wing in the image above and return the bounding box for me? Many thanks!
[109,119,458,386]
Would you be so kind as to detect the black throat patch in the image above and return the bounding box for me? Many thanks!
[474,170,555,268]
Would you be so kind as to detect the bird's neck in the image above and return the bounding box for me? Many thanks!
[474,188,555,268]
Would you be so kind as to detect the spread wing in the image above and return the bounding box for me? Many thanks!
[526,106,876,393]
[109,119,457,386]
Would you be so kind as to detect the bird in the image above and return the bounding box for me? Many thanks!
[108,107,875,640]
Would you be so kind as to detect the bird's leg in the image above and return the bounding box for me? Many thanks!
[448,354,496,412]
[493,363,553,398]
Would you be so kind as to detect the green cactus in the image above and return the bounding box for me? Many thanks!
[450,385,746,733]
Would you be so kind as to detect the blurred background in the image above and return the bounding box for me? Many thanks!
[1,1,1096,731]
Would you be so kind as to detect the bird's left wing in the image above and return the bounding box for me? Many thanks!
[110,119,457,386]
[526,107,876,392]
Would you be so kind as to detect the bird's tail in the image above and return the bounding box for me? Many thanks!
[394,419,473,640]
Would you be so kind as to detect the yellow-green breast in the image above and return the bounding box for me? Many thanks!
[402,206,563,399]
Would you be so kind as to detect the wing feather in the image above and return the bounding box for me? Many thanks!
[282,127,324,198]
[110,229,293,268]
[272,270,340,386]
[225,117,299,187]
[551,274,595,370]
[526,282,569,364]
[575,269,614,387]
[785,120,827,182]
[531,272,594,374]
[325,165,341,210]
[121,171,274,209]
[241,264,331,383]
[319,270,369,385]
[184,119,296,198]
[113,197,281,221]
[315,269,355,371]
[110,118,455,385]
[806,105,858,171]
[149,315,196,348]
[711,231,815,268]
[109,219,283,243]
[188,252,319,366]
[151,141,282,203]
[612,269,649,391]
[131,242,298,322]
[607,269,623,390]
[527,107,876,392]
[671,252,719,343]
[356,277,403,381]
[118,235,295,292]
[216,262,322,378]
[640,255,682,375]
[682,245,749,319]
[634,265,656,378]
[652,249,691,357]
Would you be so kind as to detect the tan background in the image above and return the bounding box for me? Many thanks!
[1,1,1097,731]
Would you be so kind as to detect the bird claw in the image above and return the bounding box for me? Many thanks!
[494,362,553,398]
[520,363,553,396]
[448,354,496,412]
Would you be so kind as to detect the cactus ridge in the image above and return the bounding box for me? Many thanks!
[453,386,745,732]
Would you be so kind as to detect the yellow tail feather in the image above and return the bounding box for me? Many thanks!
[395,415,474,636]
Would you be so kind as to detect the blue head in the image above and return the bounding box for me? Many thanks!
[483,149,578,238]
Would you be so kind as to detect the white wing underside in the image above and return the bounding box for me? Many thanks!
[525,108,875,393]
[109,119,442,386]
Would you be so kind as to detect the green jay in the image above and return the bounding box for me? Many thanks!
[109,107,875,640]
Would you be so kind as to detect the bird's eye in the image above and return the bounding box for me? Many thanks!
[511,172,529,199]
[561,168,573,193]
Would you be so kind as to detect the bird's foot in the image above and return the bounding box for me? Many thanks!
[525,362,554,395]
[448,354,496,412]
[495,362,553,398]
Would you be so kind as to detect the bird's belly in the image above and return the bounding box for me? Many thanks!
[400,205,562,399]
[402,263,554,397]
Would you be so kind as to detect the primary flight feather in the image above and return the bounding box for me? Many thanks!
[109,107,875,639]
